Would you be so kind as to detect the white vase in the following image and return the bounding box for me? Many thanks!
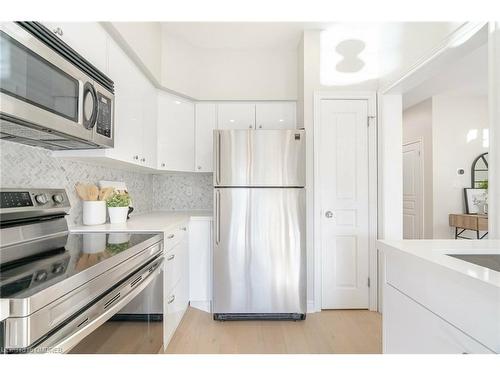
[108,206,129,223]
[82,201,106,225]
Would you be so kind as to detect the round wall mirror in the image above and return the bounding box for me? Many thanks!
[471,152,488,188]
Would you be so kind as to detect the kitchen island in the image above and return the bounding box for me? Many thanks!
[378,239,500,354]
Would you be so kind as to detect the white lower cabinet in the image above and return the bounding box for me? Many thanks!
[383,284,494,354]
[188,218,212,312]
[163,226,189,349]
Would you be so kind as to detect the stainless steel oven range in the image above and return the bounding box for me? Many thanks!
[0,188,164,354]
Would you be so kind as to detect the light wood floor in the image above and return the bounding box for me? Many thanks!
[165,307,382,354]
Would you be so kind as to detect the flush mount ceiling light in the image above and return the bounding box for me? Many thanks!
[320,24,380,86]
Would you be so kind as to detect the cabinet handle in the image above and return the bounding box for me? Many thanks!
[181,227,187,231]
[140,157,146,162]
[161,163,166,167]
[167,295,175,304]
[133,155,139,160]
[167,254,175,261]
[259,125,262,129]
[248,125,253,129]
[197,166,202,170]
[167,234,175,239]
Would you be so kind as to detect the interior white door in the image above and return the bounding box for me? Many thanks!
[402,141,423,239]
[319,99,369,309]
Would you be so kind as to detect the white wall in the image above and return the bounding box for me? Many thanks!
[160,26,298,100]
[432,95,489,238]
[403,99,433,238]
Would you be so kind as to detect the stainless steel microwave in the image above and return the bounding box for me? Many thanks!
[0,22,114,150]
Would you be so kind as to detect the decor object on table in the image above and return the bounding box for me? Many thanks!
[464,188,487,214]
[76,183,114,225]
[471,152,488,188]
[106,192,131,223]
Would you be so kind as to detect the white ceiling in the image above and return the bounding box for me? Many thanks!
[403,43,488,109]
[162,22,331,50]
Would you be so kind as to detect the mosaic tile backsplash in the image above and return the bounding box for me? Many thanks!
[0,141,213,225]
[153,172,213,211]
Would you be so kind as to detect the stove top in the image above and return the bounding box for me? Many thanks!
[0,232,159,300]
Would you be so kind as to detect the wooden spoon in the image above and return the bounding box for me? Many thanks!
[75,183,88,201]
[87,185,99,201]
[99,187,114,201]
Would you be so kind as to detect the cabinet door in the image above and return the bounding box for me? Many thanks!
[41,22,108,74]
[217,103,255,129]
[189,219,212,312]
[107,39,143,164]
[256,102,296,129]
[140,80,157,168]
[157,92,195,171]
[195,103,217,172]
[383,285,494,354]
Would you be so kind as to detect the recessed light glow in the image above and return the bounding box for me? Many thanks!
[229,119,235,123]
[174,100,181,104]
[279,119,284,122]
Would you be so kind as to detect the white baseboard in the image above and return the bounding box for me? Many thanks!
[307,300,317,313]
[190,300,211,313]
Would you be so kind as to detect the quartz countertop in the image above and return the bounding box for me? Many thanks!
[69,210,212,234]
[377,239,500,288]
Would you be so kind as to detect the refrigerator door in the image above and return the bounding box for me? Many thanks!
[213,187,306,314]
[214,129,305,187]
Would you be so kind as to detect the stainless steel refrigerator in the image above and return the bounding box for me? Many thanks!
[213,129,306,320]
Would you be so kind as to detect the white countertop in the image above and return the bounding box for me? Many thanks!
[377,239,500,288]
[70,210,212,234]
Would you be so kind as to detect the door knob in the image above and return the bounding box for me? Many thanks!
[325,210,334,218]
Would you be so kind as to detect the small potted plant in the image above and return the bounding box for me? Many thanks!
[106,192,131,223]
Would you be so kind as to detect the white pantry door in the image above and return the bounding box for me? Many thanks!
[319,100,369,309]
[402,141,423,239]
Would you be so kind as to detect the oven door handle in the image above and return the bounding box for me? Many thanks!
[41,257,164,354]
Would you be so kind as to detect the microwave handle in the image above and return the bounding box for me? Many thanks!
[82,82,98,130]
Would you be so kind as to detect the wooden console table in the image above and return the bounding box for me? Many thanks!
[449,214,488,239]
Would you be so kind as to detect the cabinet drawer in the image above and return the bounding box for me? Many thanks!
[164,225,188,252]
[164,273,189,347]
[164,242,186,292]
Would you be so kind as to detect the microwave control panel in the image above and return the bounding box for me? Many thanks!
[96,92,112,138]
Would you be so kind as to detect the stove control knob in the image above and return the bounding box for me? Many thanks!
[35,271,48,282]
[52,264,65,274]
[35,194,48,205]
[53,194,64,204]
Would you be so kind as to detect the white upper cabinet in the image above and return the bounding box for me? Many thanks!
[157,92,195,171]
[195,103,217,172]
[140,80,158,168]
[217,103,255,129]
[107,38,144,165]
[41,22,109,75]
[256,102,296,129]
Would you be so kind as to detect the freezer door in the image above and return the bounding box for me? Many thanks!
[213,188,306,314]
[214,129,305,187]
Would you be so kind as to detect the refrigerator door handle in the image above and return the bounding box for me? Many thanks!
[215,189,221,245]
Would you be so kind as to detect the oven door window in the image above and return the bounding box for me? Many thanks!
[69,270,164,354]
[0,31,79,122]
